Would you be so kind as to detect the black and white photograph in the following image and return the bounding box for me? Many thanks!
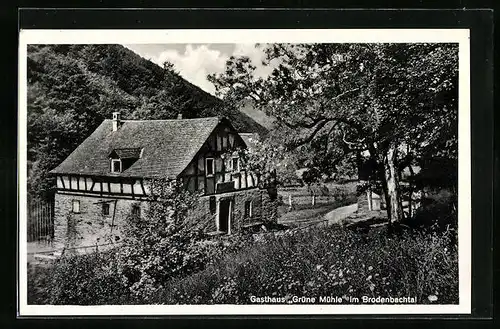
[18,28,471,315]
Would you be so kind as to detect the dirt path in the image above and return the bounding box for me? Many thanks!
[258,203,359,240]
[321,203,358,226]
[277,203,359,230]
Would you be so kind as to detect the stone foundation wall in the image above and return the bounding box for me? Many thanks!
[53,193,147,253]
[54,188,278,253]
[188,187,276,234]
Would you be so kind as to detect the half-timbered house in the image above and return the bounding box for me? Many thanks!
[49,112,275,252]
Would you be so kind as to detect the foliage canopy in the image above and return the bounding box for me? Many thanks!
[209,43,458,222]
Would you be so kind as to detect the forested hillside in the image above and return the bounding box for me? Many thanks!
[27,44,267,200]
[237,98,275,130]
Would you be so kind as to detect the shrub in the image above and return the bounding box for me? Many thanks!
[113,178,214,301]
[27,177,457,305]
[28,224,457,305]
[28,237,216,305]
[411,188,458,231]
[115,228,213,302]
[50,251,131,305]
[27,178,218,305]
[27,250,131,305]
[27,263,53,304]
[156,225,458,305]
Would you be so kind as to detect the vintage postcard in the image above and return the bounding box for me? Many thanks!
[18,28,471,316]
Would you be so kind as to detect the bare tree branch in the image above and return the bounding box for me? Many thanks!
[342,129,367,151]
[280,116,327,130]
[292,119,331,147]
[325,87,360,105]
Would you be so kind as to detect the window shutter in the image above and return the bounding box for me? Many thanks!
[102,203,110,216]
[72,200,80,213]
[209,196,216,215]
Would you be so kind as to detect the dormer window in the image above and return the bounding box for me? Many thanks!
[111,159,122,173]
[108,147,142,173]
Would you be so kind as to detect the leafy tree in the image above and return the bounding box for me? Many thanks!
[209,43,458,223]
[116,178,210,301]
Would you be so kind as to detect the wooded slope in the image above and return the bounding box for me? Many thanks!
[27,44,266,198]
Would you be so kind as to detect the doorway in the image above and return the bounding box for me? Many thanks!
[218,199,232,233]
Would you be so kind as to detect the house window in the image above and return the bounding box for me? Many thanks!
[72,200,80,213]
[131,204,141,217]
[209,196,216,215]
[111,159,122,173]
[206,158,214,177]
[244,200,252,218]
[231,157,240,172]
[102,203,110,216]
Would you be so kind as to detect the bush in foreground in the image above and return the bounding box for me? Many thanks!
[28,224,457,305]
[28,250,131,305]
[155,226,458,305]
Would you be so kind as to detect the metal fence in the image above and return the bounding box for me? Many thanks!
[27,198,54,242]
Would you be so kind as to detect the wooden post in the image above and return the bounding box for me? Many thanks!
[44,203,47,238]
[312,194,316,206]
[43,202,46,239]
[37,201,40,241]
[33,201,35,241]
[48,201,52,240]
[41,202,43,238]
[44,202,47,239]
[27,198,31,241]
[40,202,43,239]
[110,199,118,234]
[31,200,34,241]
[27,198,30,241]
[42,203,45,238]
[40,201,42,239]
[46,202,49,239]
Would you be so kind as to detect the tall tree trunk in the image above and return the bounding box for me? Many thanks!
[368,143,391,220]
[407,163,415,219]
[383,144,403,223]
[379,168,392,220]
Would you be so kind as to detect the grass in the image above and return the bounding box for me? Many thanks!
[277,182,358,227]
[278,203,349,227]
[27,219,458,305]
[153,224,458,305]
[27,263,53,305]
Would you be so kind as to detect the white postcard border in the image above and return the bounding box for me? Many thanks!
[18,28,471,316]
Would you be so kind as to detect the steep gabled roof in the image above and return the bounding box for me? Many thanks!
[110,148,143,159]
[238,133,259,149]
[50,117,222,179]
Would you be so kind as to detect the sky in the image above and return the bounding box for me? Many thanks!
[123,43,276,96]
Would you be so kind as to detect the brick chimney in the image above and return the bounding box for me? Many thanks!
[112,111,121,132]
[177,113,183,120]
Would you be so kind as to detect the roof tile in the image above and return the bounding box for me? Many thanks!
[50,117,221,178]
